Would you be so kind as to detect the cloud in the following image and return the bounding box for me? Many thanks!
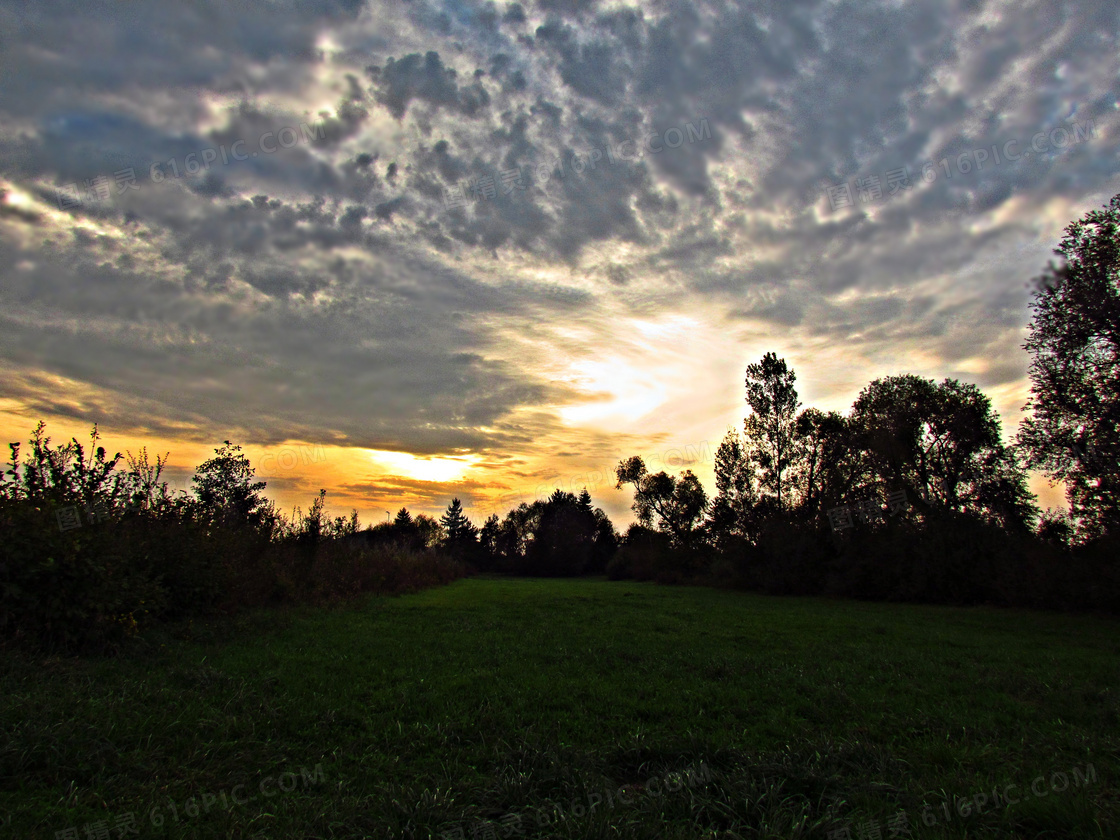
[1,0,1115,522]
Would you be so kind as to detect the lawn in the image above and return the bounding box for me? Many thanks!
[1,577,1116,839]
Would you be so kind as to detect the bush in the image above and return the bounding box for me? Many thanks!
[0,423,471,654]
[608,525,674,582]
[745,515,830,596]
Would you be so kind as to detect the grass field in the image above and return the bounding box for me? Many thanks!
[1,577,1117,839]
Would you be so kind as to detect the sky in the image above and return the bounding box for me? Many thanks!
[0,0,1117,528]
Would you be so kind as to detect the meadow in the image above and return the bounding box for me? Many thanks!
[1,577,1116,839]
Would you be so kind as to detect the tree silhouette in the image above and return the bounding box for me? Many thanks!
[1018,192,1120,539]
[190,440,269,529]
[853,375,1037,530]
[440,498,477,545]
[413,513,445,548]
[791,408,867,518]
[707,430,761,550]
[615,456,708,548]
[743,353,801,510]
[525,489,597,576]
[577,488,593,514]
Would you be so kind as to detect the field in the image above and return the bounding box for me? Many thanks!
[1,577,1117,839]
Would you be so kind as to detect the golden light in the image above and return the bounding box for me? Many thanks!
[559,358,668,425]
[366,449,478,483]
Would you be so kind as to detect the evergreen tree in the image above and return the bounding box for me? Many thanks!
[578,488,593,513]
[525,489,598,576]
[440,498,477,545]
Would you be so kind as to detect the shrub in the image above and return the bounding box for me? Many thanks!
[0,423,471,654]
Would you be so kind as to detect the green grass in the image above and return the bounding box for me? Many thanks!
[2,577,1117,838]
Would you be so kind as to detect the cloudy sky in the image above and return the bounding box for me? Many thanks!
[1,0,1116,527]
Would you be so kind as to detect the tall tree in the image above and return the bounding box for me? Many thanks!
[853,375,1038,530]
[707,430,761,549]
[479,513,501,566]
[743,353,801,510]
[791,408,867,517]
[440,498,477,545]
[1017,192,1120,538]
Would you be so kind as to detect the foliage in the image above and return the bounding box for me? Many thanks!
[706,430,761,553]
[0,424,177,650]
[523,490,596,576]
[615,457,708,549]
[791,408,867,518]
[743,352,802,510]
[0,423,469,653]
[851,375,1039,531]
[190,440,271,531]
[1018,191,1120,540]
[282,489,360,547]
[483,489,618,576]
[606,524,673,581]
[440,498,478,546]
[691,348,1115,611]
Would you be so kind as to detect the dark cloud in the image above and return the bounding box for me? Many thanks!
[369,51,494,120]
[0,0,1117,522]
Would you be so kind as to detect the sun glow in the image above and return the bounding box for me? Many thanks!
[366,450,477,483]
[558,358,668,425]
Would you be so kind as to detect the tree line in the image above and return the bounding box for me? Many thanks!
[3,194,1118,653]
[352,194,1120,613]
[604,193,1120,608]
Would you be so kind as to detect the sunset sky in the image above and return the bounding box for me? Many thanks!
[1,0,1117,528]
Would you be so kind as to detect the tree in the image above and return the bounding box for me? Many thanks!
[615,456,708,548]
[490,501,543,572]
[852,375,1038,531]
[440,498,477,546]
[191,440,269,529]
[387,507,426,551]
[743,353,801,510]
[792,408,870,517]
[413,513,445,548]
[291,489,327,545]
[577,488,593,514]
[479,513,501,568]
[1018,192,1120,539]
[287,490,358,545]
[589,506,619,573]
[706,430,761,550]
[525,489,598,576]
